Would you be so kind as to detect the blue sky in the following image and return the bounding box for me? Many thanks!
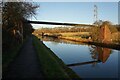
[30,2,118,29]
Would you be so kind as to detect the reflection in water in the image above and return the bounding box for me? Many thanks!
[39,36,118,78]
[39,36,88,45]
[41,36,112,64]
[67,47,112,67]
[88,46,112,68]
[89,46,111,63]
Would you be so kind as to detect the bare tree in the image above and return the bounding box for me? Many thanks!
[2,1,39,52]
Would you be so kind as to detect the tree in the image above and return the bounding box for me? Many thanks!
[90,25,100,42]
[91,21,113,42]
[2,1,39,53]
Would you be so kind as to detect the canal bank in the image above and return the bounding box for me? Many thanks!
[38,35,120,50]
[59,36,120,50]
[32,35,80,80]
[86,41,120,50]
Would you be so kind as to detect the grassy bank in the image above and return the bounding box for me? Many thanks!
[59,36,120,50]
[59,36,92,43]
[86,41,120,50]
[37,33,120,50]
[3,37,29,72]
[32,35,80,80]
[60,32,89,37]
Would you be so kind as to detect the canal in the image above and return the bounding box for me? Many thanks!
[40,37,119,78]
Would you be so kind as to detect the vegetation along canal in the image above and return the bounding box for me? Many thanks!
[40,37,119,78]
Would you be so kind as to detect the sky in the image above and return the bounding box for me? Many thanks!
[30,2,118,29]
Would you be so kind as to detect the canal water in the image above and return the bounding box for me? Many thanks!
[40,37,119,78]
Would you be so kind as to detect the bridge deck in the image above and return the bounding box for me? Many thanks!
[67,60,101,67]
[27,20,94,27]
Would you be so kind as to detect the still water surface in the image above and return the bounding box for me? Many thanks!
[41,37,119,78]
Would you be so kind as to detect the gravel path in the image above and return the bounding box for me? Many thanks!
[3,36,44,79]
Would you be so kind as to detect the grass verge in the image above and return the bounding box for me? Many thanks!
[32,35,81,80]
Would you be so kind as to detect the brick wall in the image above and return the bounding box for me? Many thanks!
[99,24,112,43]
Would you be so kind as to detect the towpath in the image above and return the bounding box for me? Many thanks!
[3,36,44,80]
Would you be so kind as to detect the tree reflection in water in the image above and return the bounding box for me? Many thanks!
[40,36,113,67]
[89,45,112,67]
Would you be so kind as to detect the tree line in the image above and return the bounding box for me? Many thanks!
[34,27,92,34]
[34,21,120,43]
[2,1,39,53]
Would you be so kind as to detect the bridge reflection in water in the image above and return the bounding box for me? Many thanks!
[41,36,117,78]
[39,36,112,67]
[67,46,111,67]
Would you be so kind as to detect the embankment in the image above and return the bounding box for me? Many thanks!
[32,35,80,80]
[86,42,120,50]
[59,36,92,43]
[39,34,120,50]
[59,36,120,50]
